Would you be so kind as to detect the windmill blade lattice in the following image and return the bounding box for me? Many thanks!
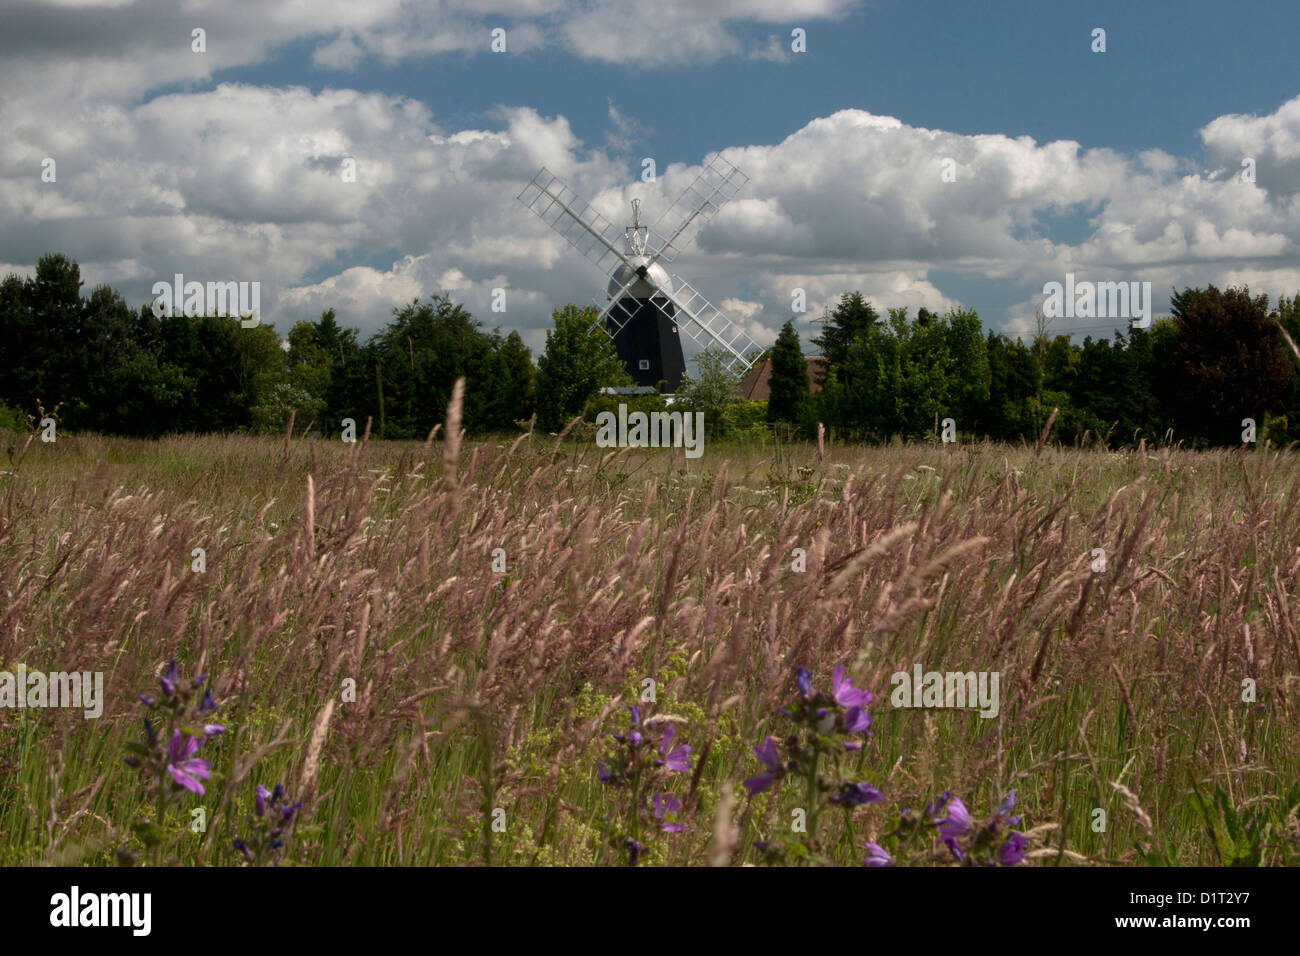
[647,155,749,266]
[591,268,756,373]
[589,270,649,338]
[658,275,760,372]
[517,168,633,275]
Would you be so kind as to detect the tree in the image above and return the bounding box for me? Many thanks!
[675,348,743,436]
[75,284,176,434]
[897,307,949,435]
[370,295,498,438]
[1124,320,1180,445]
[251,382,325,435]
[157,312,266,431]
[942,308,991,430]
[298,309,369,433]
[1272,295,1300,444]
[974,332,1040,441]
[811,292,879,385]
[817,307,988,441]
[0,255,84,415]
[817,312,901,439]
[534,305,631,432]
[766,319,810,429]
[1031,334,1087,443]
[484,330,535,431]
[1171,285,1292,446]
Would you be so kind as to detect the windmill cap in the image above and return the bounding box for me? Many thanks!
[608,257,672,299]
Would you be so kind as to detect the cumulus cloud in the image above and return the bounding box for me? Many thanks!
[1200,97,1300,196]
[279,257,429,321]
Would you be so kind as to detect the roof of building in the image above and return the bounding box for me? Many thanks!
[737,356,827,401]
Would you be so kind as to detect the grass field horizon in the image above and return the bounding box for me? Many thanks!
[2,413,1298,867]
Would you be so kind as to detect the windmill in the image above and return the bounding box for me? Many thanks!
[518,155,760,392]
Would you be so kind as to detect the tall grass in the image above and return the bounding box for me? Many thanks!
[1,418,1298,865]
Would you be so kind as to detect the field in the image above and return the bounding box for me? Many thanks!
[2,413,1299,867]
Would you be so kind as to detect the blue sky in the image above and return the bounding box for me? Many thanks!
[4,0,1299,362]
[206,1,1296,162]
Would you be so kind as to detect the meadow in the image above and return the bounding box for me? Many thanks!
[2,406,1298,867]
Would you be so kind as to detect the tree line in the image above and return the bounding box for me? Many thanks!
[766,289,1300,448]
[2,253,1299,448]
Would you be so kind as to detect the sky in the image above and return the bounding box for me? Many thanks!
[2,0,1298,365]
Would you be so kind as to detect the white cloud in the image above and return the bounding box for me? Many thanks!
[1200,97,1300,196]
[720,297,763,321]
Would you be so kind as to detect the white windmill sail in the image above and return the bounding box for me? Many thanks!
[644,154,750,266]
[517,168,635,275]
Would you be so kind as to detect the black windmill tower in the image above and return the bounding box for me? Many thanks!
[518,155,760,392]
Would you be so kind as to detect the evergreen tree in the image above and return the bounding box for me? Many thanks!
[811,292,879,385]
[766,319,810,428]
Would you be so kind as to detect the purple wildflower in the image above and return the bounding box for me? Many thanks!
[831,666,873,709]
[840,705,872,737]
[795,667,814,698]
[624,838,643,866]
[658,723,691,773]
[255,785,271,816]
[198,688,217,714]
[930,791,972,839]
[943,836,965,862]
[863,842,894,866]
[742,735,782,796]
[166,730,211,795]
[994,791,1023,829]
[999,832,1028,865]
[829,781,884,807]
[159,659,178,697]
[138,694,156,707]
[232,838,254,862]
[628,706,640,726]
[203,724,225,737]
[651,792,685,832]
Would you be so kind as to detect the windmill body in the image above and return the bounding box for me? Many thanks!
[518,156,760,393]
[605,215,685,388]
